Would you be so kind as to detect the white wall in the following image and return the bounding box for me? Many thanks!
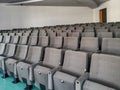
[93,0,120,22]
[0,5,93,29]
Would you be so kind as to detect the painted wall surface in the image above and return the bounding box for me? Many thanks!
[93,0,120,22]
[0,5,93,29]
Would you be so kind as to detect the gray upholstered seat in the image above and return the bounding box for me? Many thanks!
[96,28,108,32]
[38,36,49,47]
[80,37,99,52]
[34,48,63,90]
[82,32,95,37]
[3,36,11,43]
[16,33,23,36]
[16,46,43,89]
[28,36,38,45]
[50,37,63,48]
[102,38,120,55]
[19,36,28,45]
[0,44,16,76]
[0,36,3,43]
[54,50,88,90]
[76,53,120,90]
[63,37,78,50]
[97,32,113,38]
[10,36,19,44]
[5,45,28,79]
[115,32,120,38]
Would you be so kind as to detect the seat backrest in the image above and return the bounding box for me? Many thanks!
[16,33,23,36]
[9,33,15,36]
[63,37,78,50]
[80,37,99,52]
[96,28,108,32]
[102,38,120,55]
[39,30,47,36]
[82,32,95,37]
[71,32,80,37]
[28,36,38,45]
[26,46,43,64]
[59,32,67,37]
[4,44,16,57]
[38,36,49,47]
[90,53,120,89]
[0,36,3,42]
[50,37,63,48]
[97,32,113,38]
[23,32,30,36]
[62,50,88,75]
[19,36,28,45]
[3,36,11,43]
[0,43,6,55]
[115,32,120,38]
[11,36,19,44]
[14,45,28,60]
[43,48,63,68]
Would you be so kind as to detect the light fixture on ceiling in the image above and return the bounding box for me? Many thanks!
[12,0,44,4]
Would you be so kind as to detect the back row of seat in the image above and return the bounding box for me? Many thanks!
[0,44,120,90]
[0,36,120,55]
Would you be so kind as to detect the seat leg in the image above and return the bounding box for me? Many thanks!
[12,78,20,84]
[1,73,8,79]
[24,85,33,90]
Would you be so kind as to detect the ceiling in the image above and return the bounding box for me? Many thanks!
[0,0,109,8]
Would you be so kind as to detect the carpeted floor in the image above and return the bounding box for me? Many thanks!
[0,73,40,90]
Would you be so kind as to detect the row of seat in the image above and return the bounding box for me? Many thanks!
[0,44,120,90]
[0,36,120,55]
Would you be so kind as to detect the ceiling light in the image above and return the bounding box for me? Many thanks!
[12,0,44,4]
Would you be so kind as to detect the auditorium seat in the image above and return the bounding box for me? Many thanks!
[28,36,38,45]
[76,53,120,90]
[80,37,99,52]
[19,36,28,45]
[9,33,15,36]
[97,32,113,38]
[5,45,28,80]
[53,50,88,90]
[50,37,63,48]
[82,32,95,37]
[102,38,120,55]
[16,33,23,36]
[115,32,120,38]
[2,36,11,43]
[0,44,16,78]
[10,36,19,44]
[38,36,49,47]
[0,36,3,43]
[63,37,79,50]
[34,48,63,90]
[16,46,44,90]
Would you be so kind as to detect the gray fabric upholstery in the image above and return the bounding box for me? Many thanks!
[83,80,116,90]
[62,50,88,75]
[38,36,49,47]
[50,37,63,48]
[53,50,88,90]
[80,37,99,52]
[0,36,3,42]
[16,33,23,36]
[96,29,108,32]
[11,36,19,44]
[5,45,28,76]
[102,38,120,55]
[19,36,28,45]
[63,37,78,50]
[34,48,63,90]
[28,36,37,45]
[115,32,120,38]
[0,43,6,55]
[82,32,95,37]
[89,53,120,89]
[97,32,113,38]
[3,36,11,43]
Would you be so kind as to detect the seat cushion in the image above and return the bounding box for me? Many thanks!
[53,71,77,90]
[83,80,116,90]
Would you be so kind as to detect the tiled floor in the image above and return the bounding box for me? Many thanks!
[0,73,40,90]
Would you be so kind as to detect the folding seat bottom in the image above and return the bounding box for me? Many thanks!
[53,71,77,90]
[34,66,50,89]
[5,58,17,76]
[17,62,31,85]
[83,80,116,90]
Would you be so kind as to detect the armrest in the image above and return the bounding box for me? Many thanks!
[48,66,62,90]
[75,72,89,90]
